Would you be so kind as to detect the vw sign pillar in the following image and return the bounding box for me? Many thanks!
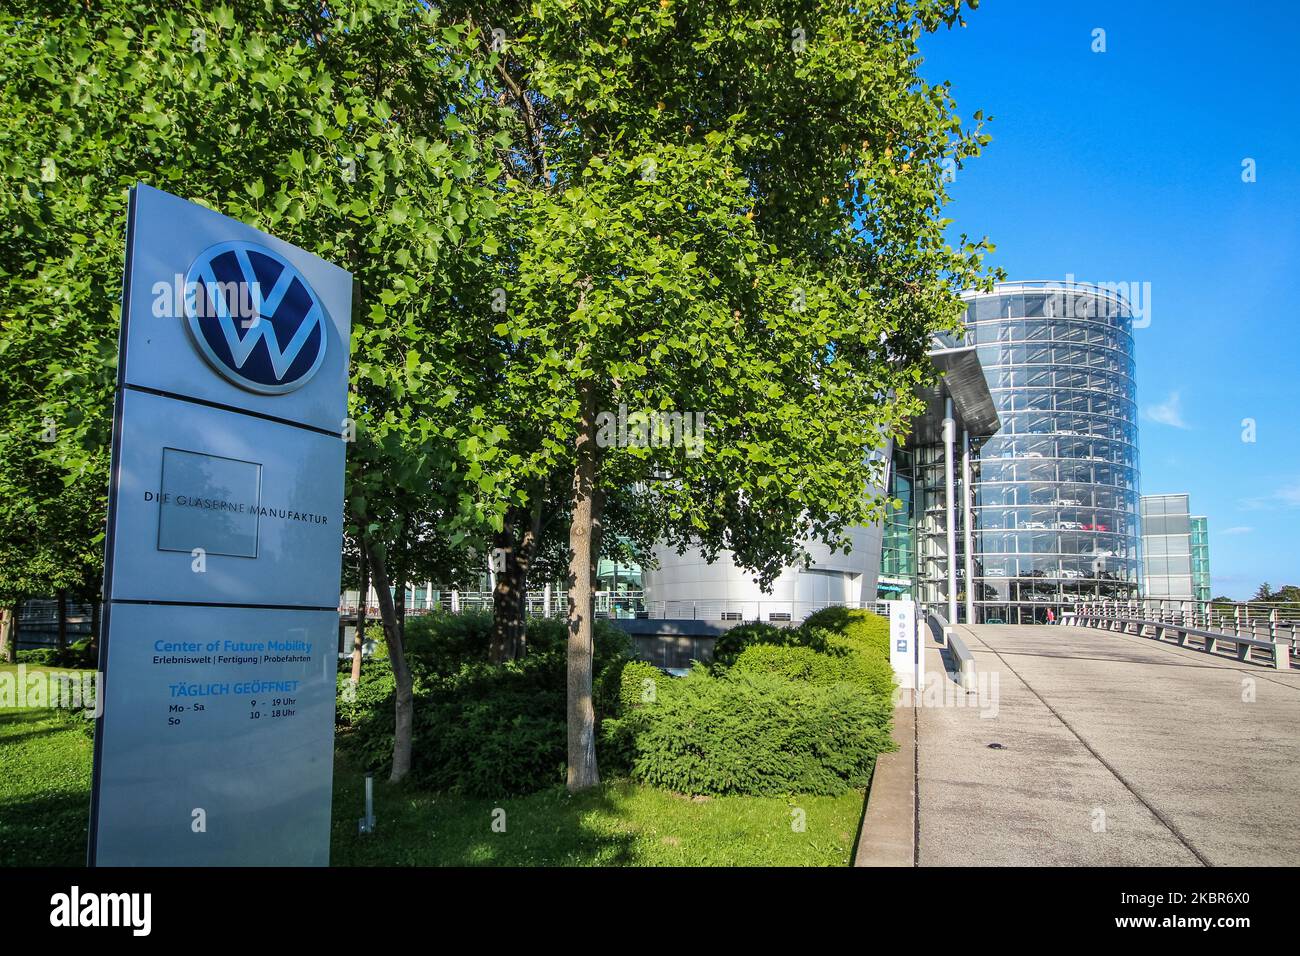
[89,184,352,866]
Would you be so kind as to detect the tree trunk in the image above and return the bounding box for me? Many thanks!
[362,537,414,783]
[491,500,544,662]
[0,606,14,664]
[56,589,67,653]
[395,576,407,643]
[489,525,516,664]
[351,551,369,685]
[89,596,101,660]
[515,579,529,657]
[514,500,544,658]
[566,380,600,792]
[394,516,408,648]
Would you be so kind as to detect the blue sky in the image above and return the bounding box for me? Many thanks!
[918,0,1300,599]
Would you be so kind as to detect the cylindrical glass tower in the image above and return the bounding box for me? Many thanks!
[962,282,1142,623]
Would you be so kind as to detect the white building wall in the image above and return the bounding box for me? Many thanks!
[641,521,884,620]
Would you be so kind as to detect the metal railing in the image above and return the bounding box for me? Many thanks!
[340,589,575,621]
[638,599,890,622]
[339,590,891,625]
[1072,599,1300,645]
[13,599,96,649]
[1070,599,1296,670]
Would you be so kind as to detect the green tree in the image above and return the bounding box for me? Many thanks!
[0,0,517,778]
[454,0,997,789]
[1273,585,1300,606]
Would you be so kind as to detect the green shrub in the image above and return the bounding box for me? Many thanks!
[728,640,892,698]
[593,621,635,714]
[403,612,490,674]
[801,605,857,632]
[711,621,827,667]
[523,616,566,655]
[827,637,894,698]
[63,639,98,669]
[603,669,894,796]
[607,608,897,796]
[410,658,568,795]
[803,607,889,660]
[728,643,832,683]
[14,642,97,669]
[618,660,668,711]
[16,648,59,666]
[337,616,635,796]
[335,659,396,730]
[338,609,897,799]
[393,611,631,676]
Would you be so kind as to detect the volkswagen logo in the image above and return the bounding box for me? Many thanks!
[183,240,328,394]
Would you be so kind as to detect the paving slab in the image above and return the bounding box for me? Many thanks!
[917,623,1300,866]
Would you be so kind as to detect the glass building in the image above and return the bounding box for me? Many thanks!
[1140,493,1206,602]
[960,282,1143,623]
[1191,515,1211,603]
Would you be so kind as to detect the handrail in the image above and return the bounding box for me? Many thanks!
[1072,600,1293,671]
[1074,598,1300,630]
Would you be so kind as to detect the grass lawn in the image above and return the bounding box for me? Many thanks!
[0,665,865,866]
[0,666,96,867]
[331,754,863,866]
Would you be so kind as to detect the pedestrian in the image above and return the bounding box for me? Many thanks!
[1046,607,1056,626]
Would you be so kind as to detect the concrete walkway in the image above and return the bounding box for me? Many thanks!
[917,623,1300,866]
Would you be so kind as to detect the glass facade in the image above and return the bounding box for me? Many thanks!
[1190,515,1211,603]
[1140,493,1199,601]
[911,440,962,612]
[962,284,1143,622]
[880,398,986,618]
[878,445,916,597]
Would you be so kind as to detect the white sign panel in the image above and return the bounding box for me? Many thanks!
[886,599,918,691]
[90,184,352,866]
